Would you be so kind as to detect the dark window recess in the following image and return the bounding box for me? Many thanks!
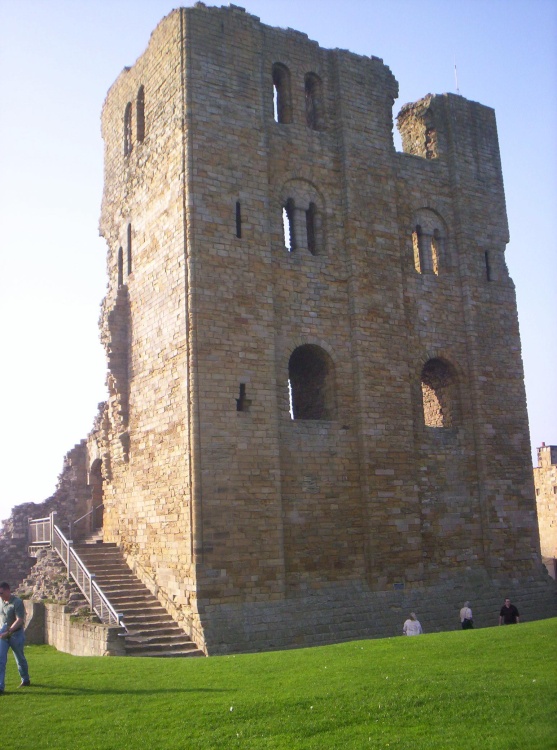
[236,201,242,239]
[236,383,250,412]
[288,345,335,420]
[485,251,492,281]
[124,102,132,156]
[421,358,459,428]
[304,73,325,131]
[127,224,132,275]
[306,202,317,255]
[117,248,124,287]
[272,63,292,124]
[136,86,145,143]
[283,199,295,251]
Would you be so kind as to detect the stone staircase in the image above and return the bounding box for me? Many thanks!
[72,540,204,658]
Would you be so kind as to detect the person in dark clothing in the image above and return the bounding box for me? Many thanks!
[499,597,520,625]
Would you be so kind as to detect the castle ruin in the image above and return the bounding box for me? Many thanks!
[14,4,556,653]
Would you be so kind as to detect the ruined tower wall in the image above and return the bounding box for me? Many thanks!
[97,5,555,654]
[99,13,198,633]
[534,445,557,562]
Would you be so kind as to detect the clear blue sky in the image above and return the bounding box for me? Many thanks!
[0,0,555,521]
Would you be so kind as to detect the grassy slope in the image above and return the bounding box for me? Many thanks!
[2,619,556,750]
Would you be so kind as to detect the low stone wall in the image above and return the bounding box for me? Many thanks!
[24,601,125,657]
[199,569,557,655]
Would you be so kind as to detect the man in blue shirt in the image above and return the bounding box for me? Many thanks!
[0,582,31,693]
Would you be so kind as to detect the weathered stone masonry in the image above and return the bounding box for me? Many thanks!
[89,4,555,653]
[534,444,557,578]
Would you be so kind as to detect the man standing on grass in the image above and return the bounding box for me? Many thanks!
[0,582,31,694]
[499,597,520,625]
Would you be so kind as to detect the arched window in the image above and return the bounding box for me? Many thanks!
[304,73,324,130]
[124,103,132,156]
[136,86,145,143]
[306,203,317,255]
[288,345,335,420]
[421,358,459,428]
[272,63,292,124]
[117,247,124,287]
[127,224,132,275]
[283,198,295,251]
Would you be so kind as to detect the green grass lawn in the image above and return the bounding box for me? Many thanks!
[2,619,556,750]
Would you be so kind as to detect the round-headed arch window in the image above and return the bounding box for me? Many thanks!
[288,345,336,420]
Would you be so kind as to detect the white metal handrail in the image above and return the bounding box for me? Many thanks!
[28,512,125,630]
[69,503,104,540]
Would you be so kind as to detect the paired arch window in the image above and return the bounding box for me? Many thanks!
[288,345,336,420]
[411,209,447,275]
[272,64,325,129]
[421,358,459,428]
[281,181,324,255]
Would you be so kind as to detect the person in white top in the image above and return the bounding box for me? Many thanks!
[402,612,423,636]
[459,601,473,629]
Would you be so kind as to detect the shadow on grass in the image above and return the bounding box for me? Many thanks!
[5,684,230,697]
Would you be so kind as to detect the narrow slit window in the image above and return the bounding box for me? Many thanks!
[124,103,132,156]
[485,251,492,281]
[127,224,132,275]
[431,228,440,275]
[117,248,124,287]
[412,225,423,273]
[136,86,145,143]
[306,202,317,255]
[236,383,247,412]
[283,199,295,251]
[236,201,242,239]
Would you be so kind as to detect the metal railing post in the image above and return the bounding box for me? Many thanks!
[66,539,73,580]
[89,574,96,610]
[50,511,56,545]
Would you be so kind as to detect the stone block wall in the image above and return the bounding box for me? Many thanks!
[534,444,557,577]
[43,603,126,657]
[90,5,555,654]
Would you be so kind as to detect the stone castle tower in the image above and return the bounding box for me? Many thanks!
[92,4,555,653]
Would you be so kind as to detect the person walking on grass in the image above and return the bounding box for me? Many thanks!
[460,601,474,629]
[499,597,520,625]
[0,582,31,694]
[402,612,423,636]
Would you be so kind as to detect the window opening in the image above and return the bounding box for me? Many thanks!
[412,225,423,273]
[485,251,492,281]
[421,358,458,428]
[431,228,440,275]
[288,344,335,420]
[124,103,132,156]
[136,86,145,143]
[236,201,242,239]
[305,73,324,131]
[272,64,292,124]
[117,248,124,288]
[306,202,317,255]
[236,383,249,412]
[127,224,132,275]
[283,199,295,251]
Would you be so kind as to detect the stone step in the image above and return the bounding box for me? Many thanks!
[126,648,205,658]
[67,540,203,657]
